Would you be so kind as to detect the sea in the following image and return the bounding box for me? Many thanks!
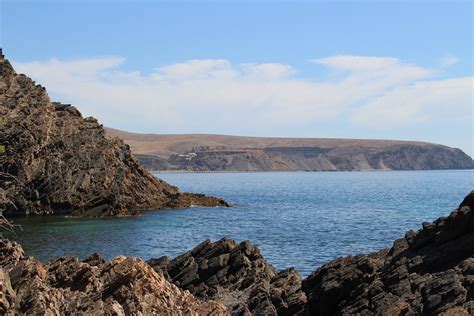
[5,170,473,277]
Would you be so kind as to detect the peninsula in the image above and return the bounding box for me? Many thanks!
[106,128,474,172]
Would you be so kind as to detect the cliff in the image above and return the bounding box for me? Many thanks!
[105,128,474,172]
[1,192,473,314]
[0,52,227,217]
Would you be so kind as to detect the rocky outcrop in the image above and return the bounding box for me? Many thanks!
[106,128,474,172]
[1,192,473,315]
[147,238,308,315]
[0,239,228,315]
[302,191,474,315]
[0,51,227,216]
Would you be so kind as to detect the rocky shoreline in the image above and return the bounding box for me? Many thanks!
[0,51,228,217]
[1,191,473,315]
[0,49,472,314]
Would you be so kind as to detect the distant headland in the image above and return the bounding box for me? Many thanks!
[105,128,474,172]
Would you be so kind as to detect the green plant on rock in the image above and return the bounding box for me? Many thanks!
[0,144,5,154]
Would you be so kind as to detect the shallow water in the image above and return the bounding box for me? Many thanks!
[5,170,473,276]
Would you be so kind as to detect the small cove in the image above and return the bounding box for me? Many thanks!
[6,170,473,277]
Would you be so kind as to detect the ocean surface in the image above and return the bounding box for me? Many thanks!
[5,170,473,277]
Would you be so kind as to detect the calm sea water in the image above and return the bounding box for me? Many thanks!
[5,170,473,276]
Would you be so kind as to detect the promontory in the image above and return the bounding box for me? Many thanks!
[0,50,227,217]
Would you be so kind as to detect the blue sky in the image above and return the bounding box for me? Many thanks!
[1,1,473,155]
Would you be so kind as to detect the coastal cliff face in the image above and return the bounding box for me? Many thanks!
[105,128,474,172]
[0,53,227,216]
[1,192,473,315]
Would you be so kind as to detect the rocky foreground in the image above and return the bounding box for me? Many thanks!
[0,51,227,217]
[0,240,227,315]
[1,192,473,315]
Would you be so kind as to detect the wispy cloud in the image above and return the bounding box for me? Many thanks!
[13,55,472,153]
[352,77,473,127]
[440,56,460,67]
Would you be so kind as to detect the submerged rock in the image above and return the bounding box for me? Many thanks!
[302,191,474,315]
[0,51,227,217]
[147,238,308,315]
[0,239,228,315]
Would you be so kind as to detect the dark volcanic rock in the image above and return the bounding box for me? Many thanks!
[0,51,227,216]
[147,238,308,315]
[302,191,474,315]
[0,239,228,315]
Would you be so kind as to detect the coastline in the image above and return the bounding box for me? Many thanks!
[153,168,474,174]
[2,191,473,314]
[6,170,471,278]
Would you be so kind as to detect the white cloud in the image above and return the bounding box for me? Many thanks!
[352,77,473,127]
[153,59,235,81]
[242,63,295,79]
[440,56,460,67]
[12,55,472,154]
[312,55,401,72]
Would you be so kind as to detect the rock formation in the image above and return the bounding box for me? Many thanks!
[147,238,308,315]
[302,190,474,315]
[0,239,228,315]
[0,51,228,217]
[0,192,473,315]
[106,128,474,172]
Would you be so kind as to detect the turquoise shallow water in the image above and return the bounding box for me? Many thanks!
[5,170,473,276]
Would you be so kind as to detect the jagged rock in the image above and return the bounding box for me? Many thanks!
[1,192,473,315]
[0,51,228,217]
[0,239,228,315]
[147,238,308,315]
[302,191,474,315]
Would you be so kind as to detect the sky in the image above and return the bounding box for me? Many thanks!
[1,0,473,155]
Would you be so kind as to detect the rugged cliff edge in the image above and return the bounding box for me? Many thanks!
[106,128,474,172]
[0,192,473,314]
[0,51,227,217]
